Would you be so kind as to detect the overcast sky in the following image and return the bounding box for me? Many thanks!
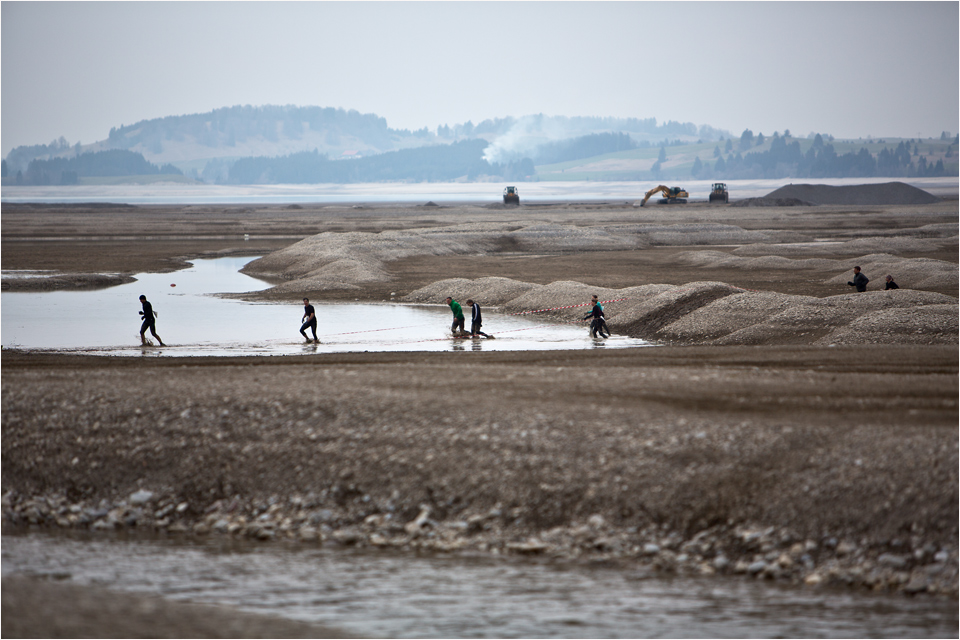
[2,1,958,156]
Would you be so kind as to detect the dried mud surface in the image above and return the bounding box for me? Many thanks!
[2,198,959,635]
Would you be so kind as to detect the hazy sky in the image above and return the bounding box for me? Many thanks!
[2,1,958,156]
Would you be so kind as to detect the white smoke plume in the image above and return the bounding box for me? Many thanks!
[482,115,578,164]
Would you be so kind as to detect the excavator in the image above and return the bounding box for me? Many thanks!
[639,185,689,206]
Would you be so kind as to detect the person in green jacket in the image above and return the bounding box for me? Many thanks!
[445,296,465,334]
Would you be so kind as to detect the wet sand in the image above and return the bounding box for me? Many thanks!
[2,199,958,636]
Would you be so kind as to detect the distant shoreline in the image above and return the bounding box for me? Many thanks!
[2,177,957,205]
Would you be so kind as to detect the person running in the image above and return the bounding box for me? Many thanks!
[300,297,319,343]
[465,299,493,338]
[582,294,610,338]
[847,266,869,292]
[445,296,465,335]
[884,275,900,290]
[138,295,165,346]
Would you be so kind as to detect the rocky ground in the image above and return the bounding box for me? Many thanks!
[2,195,958,635]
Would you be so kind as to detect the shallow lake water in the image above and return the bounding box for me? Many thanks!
[3,531,956,638]
[1,257,650,356]
[2,177,957,204]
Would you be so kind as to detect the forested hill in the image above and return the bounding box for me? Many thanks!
[2,104,955,183]
[2,105,716,175]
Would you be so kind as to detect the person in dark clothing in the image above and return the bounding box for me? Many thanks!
[445,297,465,334]
[465,299,493,338]
[300,298,319,343]
[582,294,610,338]
[847,266,869,292]
[138,295,165,346]
[885,275,899,290]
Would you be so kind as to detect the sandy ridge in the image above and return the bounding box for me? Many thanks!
[402,278,957,346]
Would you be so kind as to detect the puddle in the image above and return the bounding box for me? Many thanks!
[3,530,956,639]
[1,257,651,356]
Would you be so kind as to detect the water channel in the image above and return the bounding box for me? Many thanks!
[1,256,649,356]
[2,530,956,638]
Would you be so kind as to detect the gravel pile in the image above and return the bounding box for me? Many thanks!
[405,277,958,346]
[681,250,958,291]
[815,304,959,345]
[766,182,941,205]
[0,273,135,292]
[655,291,814,342]
[242,222,782,293]
[713,290,957,346]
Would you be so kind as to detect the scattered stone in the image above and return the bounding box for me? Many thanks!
[878,553,909,570]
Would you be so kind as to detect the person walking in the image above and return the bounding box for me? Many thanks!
[300,297,319,343]
[847,266,869,292]
[465,299,493,338]
[445,296,465,335]
[884,275,899,290]
[138,295,165,346]
[582,294,610,338]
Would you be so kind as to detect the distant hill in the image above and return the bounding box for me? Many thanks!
[4,104,953,184]
[2,105,723,181]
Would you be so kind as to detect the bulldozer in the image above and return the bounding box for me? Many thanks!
[639,185,688,206]
[503,186,520,205]
[709,183,729,203]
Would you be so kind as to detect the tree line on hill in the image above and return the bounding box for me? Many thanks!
[5,150,182,185]
[3,129,954,186]
[533,132,638,165]
[227,139,535,184]
[691,132,951,180]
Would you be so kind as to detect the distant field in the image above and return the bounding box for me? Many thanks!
[535,137,958,181]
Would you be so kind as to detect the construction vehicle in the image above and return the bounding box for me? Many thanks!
[709,182,729,203]
[639,185,688,206]
[503,186,520,205]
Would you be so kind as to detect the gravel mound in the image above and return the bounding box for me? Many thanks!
[681,250,958,291]
[822,254,959,290]
[714,290,957,346]
[766,182,940,205]
[404,277,958,346]
[815,304,959,345]
[656,291,814,342]
[244,222,775,293]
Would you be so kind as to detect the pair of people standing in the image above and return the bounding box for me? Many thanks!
[848,266,900,292]
[446,297,492,338]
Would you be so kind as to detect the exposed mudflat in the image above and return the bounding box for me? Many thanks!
[2,193,958,635]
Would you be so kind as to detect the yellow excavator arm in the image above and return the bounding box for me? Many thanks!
[640,185,689,206]
[640,185,671,207]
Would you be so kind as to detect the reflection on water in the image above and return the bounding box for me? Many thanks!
[2,531,956,639]
[1,257,650,356]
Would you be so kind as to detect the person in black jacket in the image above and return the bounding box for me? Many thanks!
[847,266,869,292]
[138,295,165,346]
[465,299,492,338]
[884,275,899,290]
[300,298,319,343]
[582,294,610,338]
